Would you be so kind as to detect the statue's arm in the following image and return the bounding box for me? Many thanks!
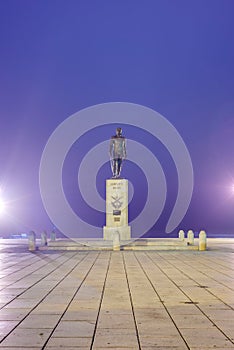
[109,139,114,158]
[123,138,127,158]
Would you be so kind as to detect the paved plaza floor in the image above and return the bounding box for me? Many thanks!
[0,238,233,349]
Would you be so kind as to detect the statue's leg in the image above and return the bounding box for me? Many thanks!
[111,159,115,177]
[117,158,122,177]
[113,159,118,178]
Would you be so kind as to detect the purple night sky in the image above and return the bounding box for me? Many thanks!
[0,0,234,237]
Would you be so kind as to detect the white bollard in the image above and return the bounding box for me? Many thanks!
[41,230,48,246]
[199,230,207,251]
[113,231,120,251]
[50,229,56,241]
[187,230,194,245]
[28,231,36,251]
[178,230,185,240]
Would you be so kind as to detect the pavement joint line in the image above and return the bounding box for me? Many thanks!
[89,252,111,350]
[0,251,79,310]
[122,251,141,350]
[0,251,90,345]
[133,251,190,350]
[42,251,101,349]
[144,251,234,346]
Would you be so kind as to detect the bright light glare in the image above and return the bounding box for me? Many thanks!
[232,184,234,193]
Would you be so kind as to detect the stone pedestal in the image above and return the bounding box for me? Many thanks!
[103,179,131,240]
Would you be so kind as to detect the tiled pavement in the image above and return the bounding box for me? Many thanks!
[0,239,233,349]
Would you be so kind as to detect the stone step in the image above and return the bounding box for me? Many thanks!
[38,238,199,251]
[126,238,189,246]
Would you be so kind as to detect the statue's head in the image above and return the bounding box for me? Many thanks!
[116,127,122,136]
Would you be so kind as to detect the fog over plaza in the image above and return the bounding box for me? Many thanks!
[0,0,234,238]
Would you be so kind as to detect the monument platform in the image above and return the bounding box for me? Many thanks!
[38,238,199,251]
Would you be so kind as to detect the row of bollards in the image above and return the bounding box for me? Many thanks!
[28,228,207,252]
[178,229,207,251]
[113,229,207,252]
[28,229,56,251]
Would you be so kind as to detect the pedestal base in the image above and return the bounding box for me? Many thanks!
[103,226,131,240]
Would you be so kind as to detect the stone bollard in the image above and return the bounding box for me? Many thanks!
[187,230,194,245]
[50,229,56,241]
[113,231,120,251]
[28,231,36,251]
[199,230,207,251]
[178,230,185,240]
[41,230,48,246]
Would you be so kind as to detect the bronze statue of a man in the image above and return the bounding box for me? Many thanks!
[109,127,126,178]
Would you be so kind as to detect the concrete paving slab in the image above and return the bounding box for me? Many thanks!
[139,334,188,348]
[0,321,18,334]
[45,348,90,350]
[98,313,135,328]
[0,328,52,347]
[45,336,92,348]
[141,348,187,350]
[53,320,95,337]
[180,327,233,348]
[92,333,139,348]
[0,307,31,321]
[62,309,98,321]
[18,314,60,329]
[0,348,41,350]
[93,348,136,350]
[171,313,215,328]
